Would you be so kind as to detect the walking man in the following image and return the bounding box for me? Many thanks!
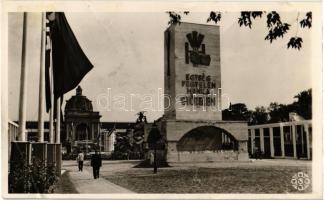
[77,151,84,171]
[91,150,102,179]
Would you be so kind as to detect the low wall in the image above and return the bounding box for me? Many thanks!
[167,150,248,162]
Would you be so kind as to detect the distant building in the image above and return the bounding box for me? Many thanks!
[64,86,101,154]
[8,86,136,156]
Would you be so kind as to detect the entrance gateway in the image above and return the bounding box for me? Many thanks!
[145,22,248,162]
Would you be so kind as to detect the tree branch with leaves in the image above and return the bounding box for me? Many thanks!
[166,11,312,50]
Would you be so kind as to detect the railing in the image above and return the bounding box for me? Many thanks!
[8,121,19,158]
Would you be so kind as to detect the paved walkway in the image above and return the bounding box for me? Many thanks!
[62,161,134,193]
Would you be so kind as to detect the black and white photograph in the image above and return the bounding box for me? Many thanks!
[1,1,322,199]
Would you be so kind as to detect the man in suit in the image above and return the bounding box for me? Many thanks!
[90,150,102,179]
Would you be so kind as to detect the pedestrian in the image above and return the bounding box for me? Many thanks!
[76,151,84,171]
[90,150,102,179]
[149,151,154,165]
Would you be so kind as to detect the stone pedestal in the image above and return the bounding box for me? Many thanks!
[46,143,56,167]
[10,141,31,165]
[160,119,248,163]
[9,142,31,193]
[31,142,47,165]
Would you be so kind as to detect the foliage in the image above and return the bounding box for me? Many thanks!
[9,158,31,193]
[287,37,303,50]
[222,103,251,121]
[166,11,189,25]
[9,157,58,193]
[207,11,221,24]
[223,89,312,125]
[300,12,312,28]
[133,112,146,146]
[238,11,263,28]
[264,11,290,43]
[250,106,269,125]
[112,111,148,160]
[113,130,133,159]
[293,89,312,119]
[167,11,312,50]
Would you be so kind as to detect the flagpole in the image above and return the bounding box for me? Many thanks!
[48,24,54,144]
[18,12,28,142]
[49,56,54,143]
[55,98,61,144]
[55,97,62,176]
[37,12,46,142]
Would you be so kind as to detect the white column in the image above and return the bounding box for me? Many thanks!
[280,125,285,157]
[260,128,265,153]
[49,110,54,143]
[37,13,46,142]
[304,124,310,160]
[301,125,305,155]
[251,129,255,154]
[18,13,28,142]
[292,125,297,158]
[269,127,274,157]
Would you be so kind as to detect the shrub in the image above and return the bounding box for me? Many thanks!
[9,157,59,193]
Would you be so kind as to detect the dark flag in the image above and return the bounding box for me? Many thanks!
[45,49,51,112]
[45,12,93,111]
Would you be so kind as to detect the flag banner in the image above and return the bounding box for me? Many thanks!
[47,12,93,101]
[45,48,51,112]
[45,16,52,112]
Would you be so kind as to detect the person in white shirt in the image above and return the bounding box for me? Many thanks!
[76,151,84,171]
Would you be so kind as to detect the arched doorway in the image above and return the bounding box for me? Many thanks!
[177,126,238,151]
[76,123,90,141]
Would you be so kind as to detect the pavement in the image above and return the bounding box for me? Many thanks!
[60,159,311,193]
[61,160,134,193]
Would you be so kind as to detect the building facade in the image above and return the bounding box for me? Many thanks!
[248,120,312,160]
[64,86,101,154]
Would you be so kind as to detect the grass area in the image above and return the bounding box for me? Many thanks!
[54,172,78,193]
[104,166,311,193]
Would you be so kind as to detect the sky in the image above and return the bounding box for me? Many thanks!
[8,12,312,122]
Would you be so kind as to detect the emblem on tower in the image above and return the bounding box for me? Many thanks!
[185,31,211,66]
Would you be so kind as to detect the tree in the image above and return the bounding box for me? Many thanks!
[132,111,148,159]
[222,103,252,121]
[166,11,312,50]
[250,106,269,125]
[267,102,290,123]
[113,125,133,159]
[293,89,312,119]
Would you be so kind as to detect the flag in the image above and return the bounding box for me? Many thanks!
[45,12,93,111]
[45,18,51,112]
